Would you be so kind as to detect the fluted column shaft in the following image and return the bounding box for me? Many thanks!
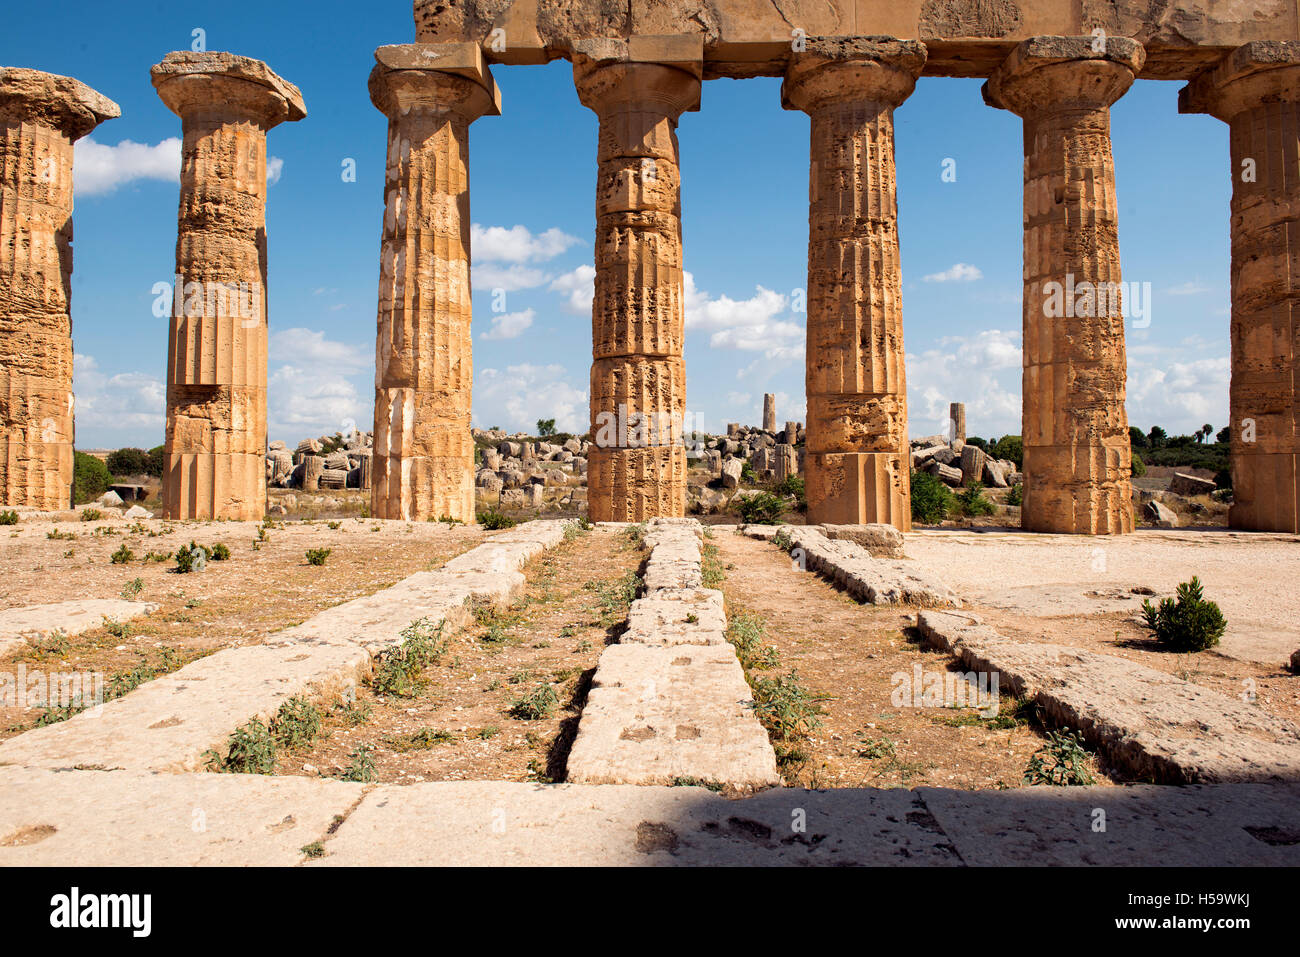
[152,52,304,521]
[369,63,492,522]
[0,69,118,509]
[576,58,700,522]
[1182,42,1300,533]
[985,37,1143,535]
[783,41,925,531]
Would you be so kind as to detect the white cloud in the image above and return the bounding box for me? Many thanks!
[684,271,805,371]
[471,224,581,263]
[549,264,596,315]
[74,137,283,196]
[269,328,369,372]
[267,329,370,441]
[1127,353,1229,433]
[72,353,166,445]
[923,263,983,283]
[475,363,587,434]
[905,329,1023,438]
[473,262,551,292]
[1167,280,1211,296]
[684,272,788,331]
[480,308,535,341]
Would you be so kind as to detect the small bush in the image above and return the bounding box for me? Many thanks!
[305,547,331,566]
[1024,729,1095,786]
[210,543,230,561]
[477,508,516,530]
[120,577,144,600]
[106,447,150,477]
[342,745,376,782]
[910,470,953,524]
[371,618,448,696]
[174,542,206,573]
[730,490,787,525]
[220,717,278,774]
[771,474,806,510]
[110,543,134,565]
[274,696,322,750]
[80,508,103,522]
[73,451,111,504]
[509,682,558,720]
[1141,576,1226,652]
[727,610,781,671]
[750,671,824,742]
[0,510,17,526]
[1131,452,1146,478]
[956,481,996,517]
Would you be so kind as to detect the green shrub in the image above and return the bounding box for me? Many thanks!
[371,618,448,696]
[73,451,111,504]
[1006,482,1023,507]
[477,508,516,530]
[80,508,103,522]
[273,696,322,750]
[1130,452,1146,477]
[106,447,150,477]
[220,717,277,774]
[509,682,558,720]
[110,543,134,565]
[740,461,757,484]
[146,445,165,477]
[305,547,331,566]
[1024,729,1095,786]
[174,542,207,573]
[749,670,824,742]
[342,745,376,782]
[730,490,788,525]
[910,470,953,524]
[771,474,806,510]
[210,543,230,561]
[989,435,1023,469]
[120,577,144,600]
[0,510,17,526]
[1140,577,1226,652]
[956,481,996,517]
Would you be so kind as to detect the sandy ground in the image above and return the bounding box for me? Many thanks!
[904,528,1300,668]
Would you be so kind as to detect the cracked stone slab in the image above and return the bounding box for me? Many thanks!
[623,589,727,646]
[566,642,779,788]
[0,600,158,658]
[0,766,363,866]
[0,524,568,772]
[919,782,1300,866]
[917,610,1300,784]
[743,525,959,606]
[311,781,960,866]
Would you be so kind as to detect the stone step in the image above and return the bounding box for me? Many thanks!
[566,519,779,788]
[2,766,1297,866]
[917,610,1300,784]
[0,599,159,657]
[0,522,569,772]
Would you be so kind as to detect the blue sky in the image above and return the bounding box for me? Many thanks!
[6,2,1233,449]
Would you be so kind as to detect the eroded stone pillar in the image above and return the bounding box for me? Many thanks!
[1181,42,1300,533]
[151,52,304,521]
[0,69,118,509]
[783,39,925,532]
[762,393,777,432]
[575,46,700,522]
[984,37,1142,535]
[369,44,497,522]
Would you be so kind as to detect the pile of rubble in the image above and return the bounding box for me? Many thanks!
[266,432,373,491]
[474,430,589,510]
[909,433,1020,489]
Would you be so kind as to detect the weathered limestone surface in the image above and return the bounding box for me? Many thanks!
[370,44,499,522]
[0,69,118,509]
[745,523,959,606]
[567,518,780,787]
[761,392,776,431]
[784,39,924,532]
[0,599,157,658]
[917,609,1300,783]
[152,52,305,521]
[576,42,700,521]
[0,522,567,771]
[1181,42,1300,533]
[5,768,1296,865]
[985,37,1140,535]
[412,0,1299,80]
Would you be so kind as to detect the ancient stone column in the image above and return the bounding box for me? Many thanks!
[151,53,305,521]
[0,69,118,509]
[783,39,925,532]
[369,44,498,523]
[762,393,777,432]
[1180,42,1300,533]
[949,402,966,443]
[984,37,1142,535]
[575,46,700,521]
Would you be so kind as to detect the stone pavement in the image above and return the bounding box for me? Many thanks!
[2,765,1296,866]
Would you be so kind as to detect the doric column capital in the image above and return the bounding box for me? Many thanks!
[0,67,119,139]
[369,42,500,121]
[151,52,306,128]
[572,36,702,119]
[983,36,1145,116]
[781,38,927,114]
[1178,41,1300,122]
